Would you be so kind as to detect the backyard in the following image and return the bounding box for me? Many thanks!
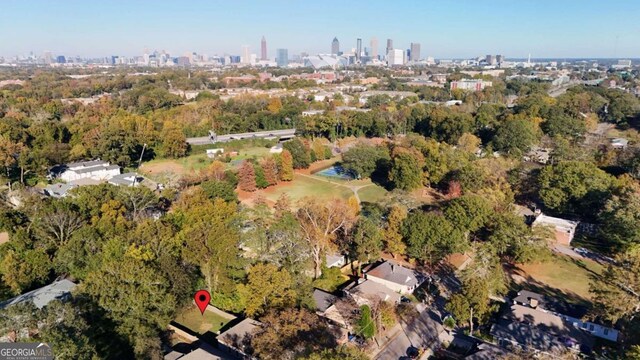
[173,305,235,335]
[510,254,604,302]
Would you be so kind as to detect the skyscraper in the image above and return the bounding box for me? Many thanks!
[241,45,250,64]
[386,39,393,57]
[261,36,267,61]
[331,37,339,55]
[356,38,362,62]
[276,48,288,67]
[410,43,421,62]
[370,37,378,59]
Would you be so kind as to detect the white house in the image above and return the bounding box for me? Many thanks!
[532,214,579,246]
[206,148,224,158]
[59,160,120,182]
[364,260,423,294]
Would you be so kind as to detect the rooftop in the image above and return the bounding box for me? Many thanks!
[532,214,578,231]
[313,288,337,313]
[218,318,260,351]
[347,279,401,304]
[365,260,421,287]
[0,279,76,309]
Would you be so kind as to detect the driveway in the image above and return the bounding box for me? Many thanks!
[374,306,444,360]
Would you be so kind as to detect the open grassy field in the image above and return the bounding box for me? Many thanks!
[258,174,354,204]
[511,254,604,301]
[358,184,388,203]
[174,306,233,335]
[140,146,272,179]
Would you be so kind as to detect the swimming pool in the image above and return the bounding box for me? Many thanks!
[315,165,355,180]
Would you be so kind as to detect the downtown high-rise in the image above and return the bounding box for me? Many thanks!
[370,37,378,59]
[261,36,267,61]
[410,43,420,62]
[331,37,339,55]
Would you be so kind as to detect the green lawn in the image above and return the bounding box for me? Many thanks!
[358,184,388,203]
[515,254,604,301]
[174,306,234,335]
[261,174,354,204]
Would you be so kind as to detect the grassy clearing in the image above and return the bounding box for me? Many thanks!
[513,254,604,301]
[174,306,233,335]
[358,184,388,203]
[260,174,354,204]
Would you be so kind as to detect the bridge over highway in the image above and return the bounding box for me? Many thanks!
[186,128,296,145]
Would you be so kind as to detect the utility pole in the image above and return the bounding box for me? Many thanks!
[138,143,147,169]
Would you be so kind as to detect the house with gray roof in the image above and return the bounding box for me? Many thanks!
[0,279,76,309]
[345,279,401,306]
[364,260,424,294]
[217,318,261,359]
[43,183,77,198]
[108,172,145,187]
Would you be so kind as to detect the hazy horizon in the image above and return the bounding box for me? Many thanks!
[2,0,639,59]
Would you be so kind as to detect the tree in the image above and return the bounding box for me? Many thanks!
[283,138,311,169]
[389,148,424,191]
[358,305,376,339]
[491,117,539,156]
[598,179,640,252]
[33,201,85,248]
[83,239,177,358]
[201,180,238,202]
[252,308,337,360]
[238,160,257,192]
[457,133,481,154]
[239,263,296,317]
[342,143,390,179]
[280,150,294,181]
[160,121,187,158]
[383,204,407,258]
[0,248,51,294]
[443,195,492,234]
[348,217,383,271]
[446,277,490,336]
[178,197,242,294]
[303,347,369,360]
[402,211,466,265]
[254,163,269,189]
[261,157,278,186]
[296,198,357,278]
[538,161,614,217]
[590,249,640,323]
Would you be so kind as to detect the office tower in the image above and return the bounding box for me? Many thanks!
[388,49,404,66]
[56,55,66,64]
[332,37,339,55]
[276,48,288,67]
[485,54,496,65]
[370,37,378,59]
[356,38,362,62]
[260,36,267,60]
[496,54,504,64]
[242,46,250,64]
[386,39,393,56]
[410,43,421,62]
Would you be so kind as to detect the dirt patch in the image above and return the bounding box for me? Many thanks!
[140,161,186,175]
[0,232,9,245]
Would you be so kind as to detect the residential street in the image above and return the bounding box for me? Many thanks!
[374,304,444,360]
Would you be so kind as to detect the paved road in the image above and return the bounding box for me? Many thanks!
[374,306,444,360]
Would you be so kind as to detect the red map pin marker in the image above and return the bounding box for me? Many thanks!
[194,290,211,315]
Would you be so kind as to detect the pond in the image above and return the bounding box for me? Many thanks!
[315,165,356,180]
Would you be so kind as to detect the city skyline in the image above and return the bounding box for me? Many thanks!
[2,0,639,58]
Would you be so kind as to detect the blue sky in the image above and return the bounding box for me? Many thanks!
[2,0,639,59]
